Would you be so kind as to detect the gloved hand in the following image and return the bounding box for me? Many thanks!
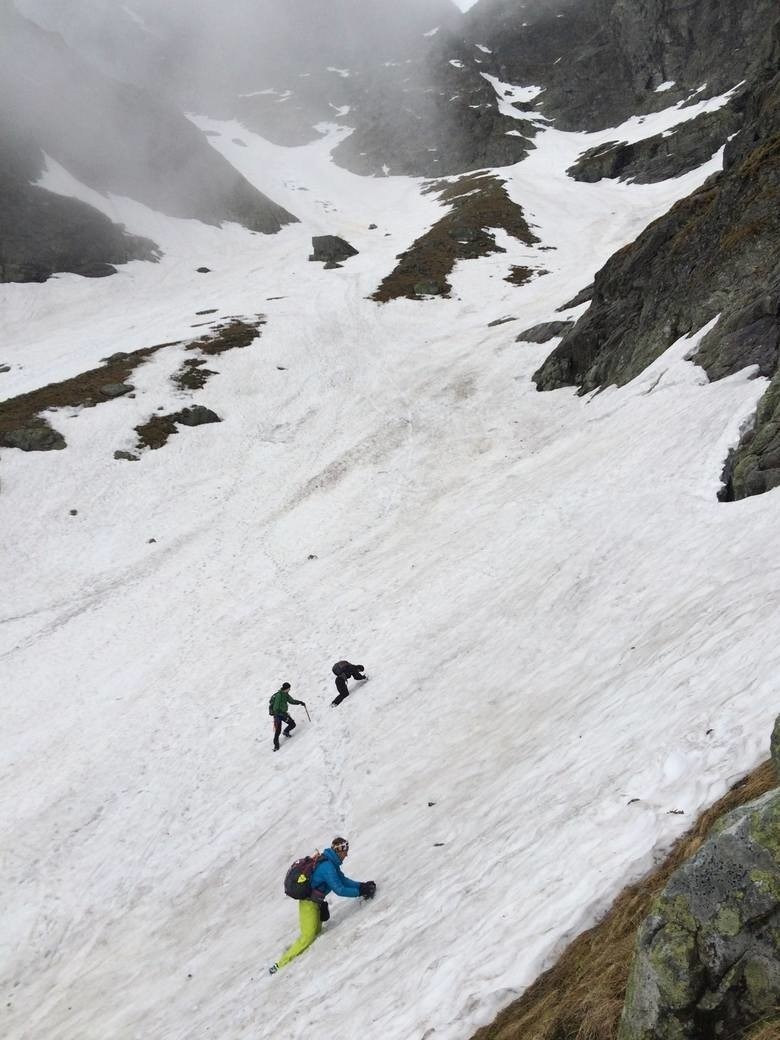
[359,881,376,900]
[319,900,330,922]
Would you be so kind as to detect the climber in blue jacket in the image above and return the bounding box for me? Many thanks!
[270,837,376,973]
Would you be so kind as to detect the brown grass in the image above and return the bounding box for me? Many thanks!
[170,317,264,391]
[0,317,265,451]
[191,317,264,356]
[0,341,178,445]
[471,759,778,1040]
[505,266,534,286]
[371,173,538,302]
[172,358,217,391]
[743,1012,780,1040]
[737,133,780,179]
[135,413,179,450]
[719,220,770,252]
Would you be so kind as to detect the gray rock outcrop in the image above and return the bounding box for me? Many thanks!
[0,123,159,284]
[567,104,744,185]
[618,776,780,1040]
[516,320,575,344]
[534,14,780,500]
[171,406,221,427]
[309,236,359,266]
[0,421,65,452]
[0,6,297,241]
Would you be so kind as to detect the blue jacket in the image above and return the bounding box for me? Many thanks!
[310,847,361,899]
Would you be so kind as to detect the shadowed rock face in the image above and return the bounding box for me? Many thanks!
[272,0,775,176]
[466,0,776,130]
[0,5,297,234]
[533,16,780,500]
[0,122,159,283]
[567,103,745,185]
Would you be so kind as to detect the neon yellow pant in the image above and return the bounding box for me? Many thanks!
[277,900,322,969]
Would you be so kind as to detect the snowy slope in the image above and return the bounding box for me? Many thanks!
[2,90,779,1040]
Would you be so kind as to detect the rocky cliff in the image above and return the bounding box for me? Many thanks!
[618,717,780,1040]
[0,2,297,284]
[0,122,159,283]
[533,13,780,502]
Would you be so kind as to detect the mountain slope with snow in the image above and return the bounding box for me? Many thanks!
[3,74,779,1040]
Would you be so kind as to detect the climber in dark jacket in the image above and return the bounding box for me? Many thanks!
[331,660,368,706]
[269,682,305,751]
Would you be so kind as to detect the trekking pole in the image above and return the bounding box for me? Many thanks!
[304,703,312,722]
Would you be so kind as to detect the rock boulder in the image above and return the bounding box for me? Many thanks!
[309,235,358,265]
[619,778,780,1040]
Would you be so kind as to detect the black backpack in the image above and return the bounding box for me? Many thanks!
[284,853,323,899]
[268,696,275,716]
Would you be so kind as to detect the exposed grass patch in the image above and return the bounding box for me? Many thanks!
[719,220,770,252]
[193,316,265,356]
[173,358,217,391]
[170,317,265,392]
[471,760,778,1040]
[737,133,780,179]
[0,317,265,455]
[0,341,178,449]
[743,1012,780,1040]
[135,413,179,450]
[371,173,539,303]
[504,266,534,286]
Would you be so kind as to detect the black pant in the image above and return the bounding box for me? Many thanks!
[332,676,350,706]
[273,713,295,748]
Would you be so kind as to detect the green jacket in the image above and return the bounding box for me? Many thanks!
[270,687,303,715]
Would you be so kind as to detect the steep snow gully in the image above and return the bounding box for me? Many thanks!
[2,96,779,1040]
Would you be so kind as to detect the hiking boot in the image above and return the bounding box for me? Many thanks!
[273,745,279,752]
[283,730,293,738]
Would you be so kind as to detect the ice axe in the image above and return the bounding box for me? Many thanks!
[303,702,311,722]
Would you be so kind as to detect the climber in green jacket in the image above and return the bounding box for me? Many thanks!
[269,682,305,752]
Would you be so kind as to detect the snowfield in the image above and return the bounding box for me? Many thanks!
[2,89,778,1040]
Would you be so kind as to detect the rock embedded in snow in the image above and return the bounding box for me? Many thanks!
[0,422,65,452]
[413,279,444,297]
[566,103,743,185]
[556,284,594,311]
[172,406,221,428]
[99,383,134,399]
[516,320,574,343]
[114,450,140,462]
[309,235,359,265]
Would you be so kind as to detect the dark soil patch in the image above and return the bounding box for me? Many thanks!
[371,173,539,302]
[0,340,178,450]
